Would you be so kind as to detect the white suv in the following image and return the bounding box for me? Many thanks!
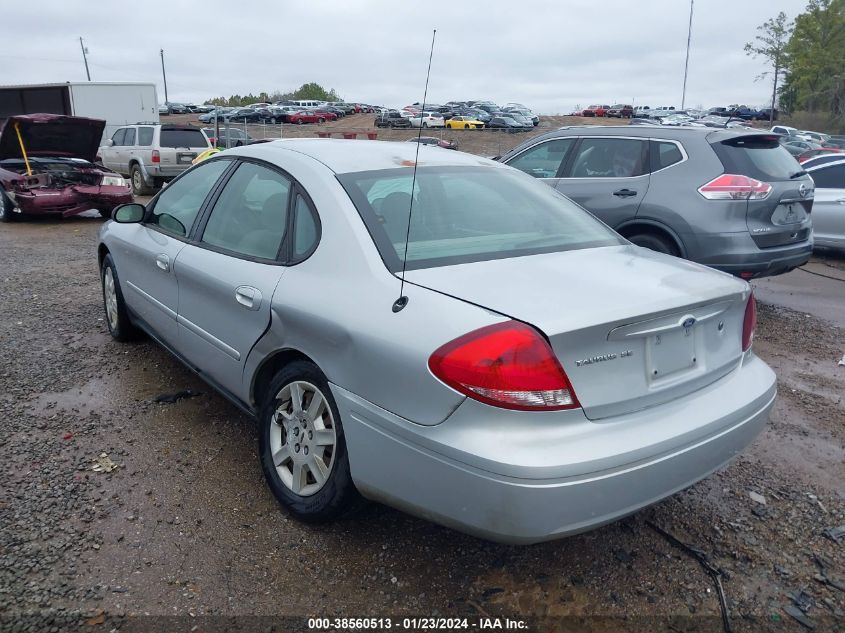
[99,124,211,195]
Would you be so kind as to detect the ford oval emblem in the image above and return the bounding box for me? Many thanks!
[682,317,696,329]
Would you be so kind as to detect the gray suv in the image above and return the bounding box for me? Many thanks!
[497,126,814,278]
[99,124,211,195]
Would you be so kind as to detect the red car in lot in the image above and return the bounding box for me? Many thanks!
[288,111,325,125]
[582,104,611,117]
[311,109,338,122]
[0,113,132,221]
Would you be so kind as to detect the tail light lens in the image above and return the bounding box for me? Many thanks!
[698,174,772,200]
[151,150,160,164]
[742,292,757,352]
[428,321,579,411]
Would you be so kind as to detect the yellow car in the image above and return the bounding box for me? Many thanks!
[445,116,484,130]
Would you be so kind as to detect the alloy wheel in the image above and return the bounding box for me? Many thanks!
[269,381,337,497]
[103,267,119,330]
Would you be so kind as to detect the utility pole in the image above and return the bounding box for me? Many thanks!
[79,37,91,81]
[681,0,694,109]
[160,49,169,104]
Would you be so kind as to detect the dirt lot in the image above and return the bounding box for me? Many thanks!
[1,129,844,632]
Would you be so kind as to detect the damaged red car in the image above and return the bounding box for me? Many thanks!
[0,113,132,222]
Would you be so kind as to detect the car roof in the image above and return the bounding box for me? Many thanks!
[543,124,774,141]
[225,138,500,174]
[805,157,845,171]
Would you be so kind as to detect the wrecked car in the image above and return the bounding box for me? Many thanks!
[0,113,132,222]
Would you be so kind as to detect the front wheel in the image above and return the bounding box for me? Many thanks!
[258,361,358,521]
[101,254,142,341]
[0,191,18,222]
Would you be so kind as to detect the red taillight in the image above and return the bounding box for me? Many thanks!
[428,321,579,411]
[742,292,757,352]
[698,174,772,200]
[151,150,160,163]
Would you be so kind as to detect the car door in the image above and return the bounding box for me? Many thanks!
[174,160,293,396]
[502,137,576,189]
[809,163,845,247]
[101,128,126,172]
[114,159,233,345]
[555,136,650,228]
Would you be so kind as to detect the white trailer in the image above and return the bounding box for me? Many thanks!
[0,82,159,142]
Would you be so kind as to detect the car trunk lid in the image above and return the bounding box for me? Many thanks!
[406,245,749,420]
[0,114,105,163]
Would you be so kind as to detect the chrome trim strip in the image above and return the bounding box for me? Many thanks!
[176,314,241,361]
[125,281,177,320]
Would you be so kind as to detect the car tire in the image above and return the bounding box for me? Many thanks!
[0,190,19,222]
[258,361,359,522]
[422,122,428,128]
[130,165,152,196]
[627,232,681,257]
[446,123,452,129]
[297,120,303,125]
[318,118,325,124]
[101,254,142,342]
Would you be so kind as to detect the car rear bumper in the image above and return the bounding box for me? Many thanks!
[686,231,813,278]
[11,186,132,217]
[332,354,775,544]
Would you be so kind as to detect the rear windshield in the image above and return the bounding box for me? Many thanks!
[159,129,208,148]
[712,136,801,181]
[337,166,623,271]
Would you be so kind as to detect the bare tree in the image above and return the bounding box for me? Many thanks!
[745,12,793,124]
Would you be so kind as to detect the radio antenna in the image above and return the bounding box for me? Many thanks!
[393,28,437,313]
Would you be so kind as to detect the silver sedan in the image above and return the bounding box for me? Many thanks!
[98,139,776,543]
[806,158,845,250]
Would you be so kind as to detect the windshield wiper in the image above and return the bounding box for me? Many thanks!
[790,170,807,179]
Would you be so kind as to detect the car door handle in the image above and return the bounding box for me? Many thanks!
[155,254,170,272]
[235,286,262,311]
[613,189,638,198]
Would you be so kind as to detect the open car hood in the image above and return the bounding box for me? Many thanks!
[0,113,105,163]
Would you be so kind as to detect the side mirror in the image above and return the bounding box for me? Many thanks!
[103,139,114,147]
[112,203,145,223]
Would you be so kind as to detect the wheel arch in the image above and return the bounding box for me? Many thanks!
[97,243,110,268]
[615,219,688,259]
[251,348,322,409]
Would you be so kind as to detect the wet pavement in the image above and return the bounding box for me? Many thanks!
[1,215,844,632]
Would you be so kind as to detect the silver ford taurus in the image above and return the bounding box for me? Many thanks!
[98,139,776,544]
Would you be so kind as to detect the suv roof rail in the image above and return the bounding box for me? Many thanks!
[134,121,159,125]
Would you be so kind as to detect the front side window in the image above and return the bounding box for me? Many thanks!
[338,166,623,271]
[148,159,230,237]
[568,138,648,178]
[111,129,126,146]
[201,162,291,259]
[506,139,574,178]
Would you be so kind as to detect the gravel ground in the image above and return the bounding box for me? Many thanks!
[1,220,844,630]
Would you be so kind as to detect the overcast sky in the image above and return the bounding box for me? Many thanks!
[2,0,809,112]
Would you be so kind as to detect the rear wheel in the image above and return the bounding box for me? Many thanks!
[258,361,358,521]
[627,232,681,257]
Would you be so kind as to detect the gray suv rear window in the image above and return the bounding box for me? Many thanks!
[712,136,800,181]
[159,129,207,148]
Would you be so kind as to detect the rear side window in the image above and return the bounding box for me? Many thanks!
[124,128,136,146]
[652,141,684,171]
[138,127,154,146]
[506,139,574,178]
[159,128,208,149]
[568,138,648,178]
[292,194,319,260]
[809,164,845,189]
[712,136,800,181]
[201,162,291,260]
